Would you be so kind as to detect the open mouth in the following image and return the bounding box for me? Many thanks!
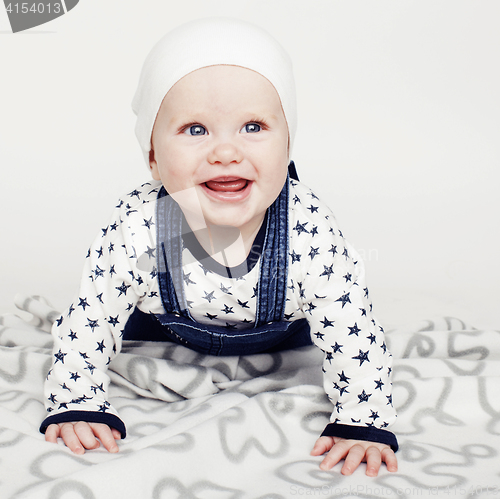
[204,178,249,192]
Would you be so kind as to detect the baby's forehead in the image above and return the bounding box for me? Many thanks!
[169,65,279,95]
[160,65,285,121]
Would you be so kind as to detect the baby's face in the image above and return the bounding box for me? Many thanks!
[150,65,289,235]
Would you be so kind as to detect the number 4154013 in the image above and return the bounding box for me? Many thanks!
[5,3,62,14]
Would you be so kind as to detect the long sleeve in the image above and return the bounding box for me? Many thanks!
[40,182,162,437]
[307,250,397,449]
[287,180,398,450]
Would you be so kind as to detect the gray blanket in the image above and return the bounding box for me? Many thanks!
[1,295,499,498]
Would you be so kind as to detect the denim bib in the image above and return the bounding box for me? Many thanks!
[123,162,311,356]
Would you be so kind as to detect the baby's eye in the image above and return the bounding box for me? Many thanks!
[241,123,262,134]
[184,125,207,136]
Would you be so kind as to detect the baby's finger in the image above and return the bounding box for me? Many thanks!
[341,444,365,476]
[90,423,119,453]
[73,422,100,451]
[310,436,334,456]
[319,439,350,470]
[365,446,382,477]
[381,447,398,472]
[44,424,61,443]
[111,427,122,440]
[60,423,86,454]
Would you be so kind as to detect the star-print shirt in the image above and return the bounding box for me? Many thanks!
[41,178,397,445]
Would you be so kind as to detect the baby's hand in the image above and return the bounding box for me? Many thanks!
[45,422,121,454]
[310,436,397,476]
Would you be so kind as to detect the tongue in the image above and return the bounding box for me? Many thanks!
[205,179,248,192]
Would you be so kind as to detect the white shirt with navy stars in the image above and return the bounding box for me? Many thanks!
[42,178,397,438]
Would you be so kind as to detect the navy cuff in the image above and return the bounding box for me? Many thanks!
[40,411,126,439]
[321,423,398,452]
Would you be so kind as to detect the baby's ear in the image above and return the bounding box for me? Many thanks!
[149,149,161,180]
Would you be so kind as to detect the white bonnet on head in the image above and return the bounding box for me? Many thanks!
[132,17,297,167]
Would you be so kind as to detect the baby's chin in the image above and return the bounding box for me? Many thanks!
[201,203,266,234]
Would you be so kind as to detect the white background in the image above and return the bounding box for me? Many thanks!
[1,0,499,330]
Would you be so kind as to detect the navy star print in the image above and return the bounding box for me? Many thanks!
[42,178,397,443]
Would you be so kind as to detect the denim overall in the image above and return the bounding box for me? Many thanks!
[123,162,312,356]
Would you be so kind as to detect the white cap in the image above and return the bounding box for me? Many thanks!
[132,17,297,167]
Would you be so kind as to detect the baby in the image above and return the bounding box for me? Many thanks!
[41,18,398,476]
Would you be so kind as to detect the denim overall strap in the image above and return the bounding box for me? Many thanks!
[288,160,299,182]
[156,188,188,316]
[254,173,289,326]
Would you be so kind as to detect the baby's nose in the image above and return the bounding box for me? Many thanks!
[208,143,243,166]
